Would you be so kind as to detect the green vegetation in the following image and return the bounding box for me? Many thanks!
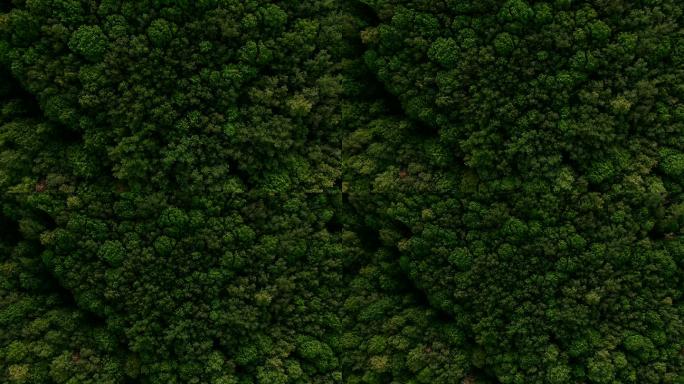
[1,0,683,383]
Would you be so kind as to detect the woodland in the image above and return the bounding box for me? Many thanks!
[0,0,683,383]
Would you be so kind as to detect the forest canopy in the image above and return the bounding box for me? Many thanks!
[0,0,683,383]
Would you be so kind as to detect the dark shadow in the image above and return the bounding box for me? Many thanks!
[0,214,21,245]
[350,1,380,27]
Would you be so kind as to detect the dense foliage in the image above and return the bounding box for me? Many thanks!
[1,0,683,383]
[349,0,684,382]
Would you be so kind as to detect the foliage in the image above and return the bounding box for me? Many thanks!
[351,0,684,382]
[1,0,683,383]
